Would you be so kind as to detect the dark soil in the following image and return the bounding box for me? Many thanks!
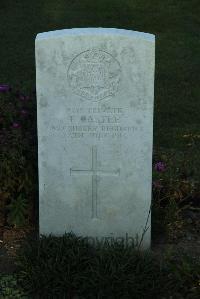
[0,227,36,273]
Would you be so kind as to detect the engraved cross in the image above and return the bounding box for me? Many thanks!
[70,146,120,219]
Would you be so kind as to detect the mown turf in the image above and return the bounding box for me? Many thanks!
[0,0,200,149]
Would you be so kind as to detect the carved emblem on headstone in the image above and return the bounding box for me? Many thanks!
[68,49,121,101]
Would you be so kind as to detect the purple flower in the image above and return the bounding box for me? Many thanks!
[20,109,28,115]
[12,122,21,129]
[0,84,10,92]
[154,161,166,172]
[19,95,25,100]
[19,94,30,101]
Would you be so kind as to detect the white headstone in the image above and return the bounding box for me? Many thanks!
[36,28,155,248]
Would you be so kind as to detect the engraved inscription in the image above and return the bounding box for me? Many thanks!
[70,146,120,219]
[68,50,121,101]
[47,106,140,140]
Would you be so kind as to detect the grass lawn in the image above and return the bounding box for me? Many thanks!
[1,234,200,298]
[1,0,200,151]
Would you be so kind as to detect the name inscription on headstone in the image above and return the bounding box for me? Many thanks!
[47,106,139,140]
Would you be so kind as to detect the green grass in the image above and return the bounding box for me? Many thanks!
[0,274,27,298]
[0,0,200,150]
[0,233,199,298]
[15,233,200,298]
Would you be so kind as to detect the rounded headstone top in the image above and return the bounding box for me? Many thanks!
[36,28,155,42]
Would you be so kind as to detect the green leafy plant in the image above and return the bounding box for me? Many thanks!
[152,150,200,242]
[0,86,37,229]
[0,274,27,298]
[163,251,200,298]
[7,194,28,227]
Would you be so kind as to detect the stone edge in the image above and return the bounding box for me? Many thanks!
[35,27,155,42]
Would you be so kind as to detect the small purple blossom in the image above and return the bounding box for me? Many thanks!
[19,95,25,100]
[12,122,21,129]
[19,94,30,101]
[154,161,166,172]
[0,84,10,92]
[20,109,28,115]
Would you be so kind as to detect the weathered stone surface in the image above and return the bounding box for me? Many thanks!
[36,28,155,248]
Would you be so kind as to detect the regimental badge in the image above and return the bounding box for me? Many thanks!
[68,49,121,101]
